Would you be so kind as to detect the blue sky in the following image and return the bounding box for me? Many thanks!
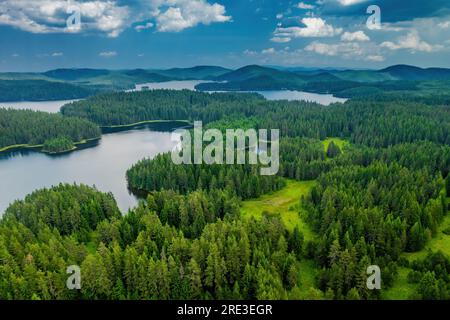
[0,0,449,71]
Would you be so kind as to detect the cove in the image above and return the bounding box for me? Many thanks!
[0,122,182,214]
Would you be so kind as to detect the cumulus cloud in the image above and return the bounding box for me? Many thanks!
[51,52,63,57]
[272,17,342,43]
[0,0,231,37]
[341,30,369,42]
[155,1,231,32]
[99,51,117,57]
[0,0,129,37]
[380,31,438,52]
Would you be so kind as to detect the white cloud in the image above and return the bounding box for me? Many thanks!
[273,17,342,42]
[276,13,283,19]
[243,49,257,56]
[51,52,63,57]
[341,30,369,42]
[380,31,437,52]
[366,55,384,62]
[271,36,292,43]
[305,41,362,57]
[297,2,315,10]
[438,21,450,29]
[338,0,368,6]
[0,0,231,37]
[155,1,231,32]
[99,51,117,57]
[262,48,276,54]
[135,22,154,32]
[0,0,131,37]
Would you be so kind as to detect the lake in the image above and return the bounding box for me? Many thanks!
[0,123,181,214]
[132,80,347,105]
[0,99,79,113]
[0,83,345,213]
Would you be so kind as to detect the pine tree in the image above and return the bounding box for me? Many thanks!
[326,141,341,158]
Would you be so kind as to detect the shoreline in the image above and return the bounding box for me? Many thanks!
[0,120,191,155]
[100,119,191,129]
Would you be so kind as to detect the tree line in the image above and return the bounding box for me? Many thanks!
[0,109,101,150]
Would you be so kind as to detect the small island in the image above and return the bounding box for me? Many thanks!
[42,137,76,154]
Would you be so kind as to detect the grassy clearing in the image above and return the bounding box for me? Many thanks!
[383,198,450,299]
[322,137,348,153]
[296,259,321,299]
[240,179,315,240]
[240,179,320,297]
[404,200,450,261]
[381,267,417,300]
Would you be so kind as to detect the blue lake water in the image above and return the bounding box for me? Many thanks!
[0,124,180,214]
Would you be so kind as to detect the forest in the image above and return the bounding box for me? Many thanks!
[0,109,101,151]
[1,88,450,300]
[0,80,95,102]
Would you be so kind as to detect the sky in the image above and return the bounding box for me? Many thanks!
[0,0,449,71]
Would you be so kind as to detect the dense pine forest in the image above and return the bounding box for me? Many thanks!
[61,90,450,147]
[1,88,450,300]
[0,109,101,151]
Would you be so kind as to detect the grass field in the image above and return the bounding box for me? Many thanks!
[240,179,320,298]
[404,199,450,261]
[322,137,348,153]
[240,179,316,240]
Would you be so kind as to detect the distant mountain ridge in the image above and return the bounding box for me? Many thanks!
[1,64,450,101]
[37,64,450,84]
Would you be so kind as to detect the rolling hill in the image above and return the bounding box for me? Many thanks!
[197,65,306,91]
[379,65,450,80]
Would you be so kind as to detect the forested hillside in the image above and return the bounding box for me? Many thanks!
[60,90,264,126]
[0,109,101,150]
[0,80,95,102]
[0,184,305,300]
